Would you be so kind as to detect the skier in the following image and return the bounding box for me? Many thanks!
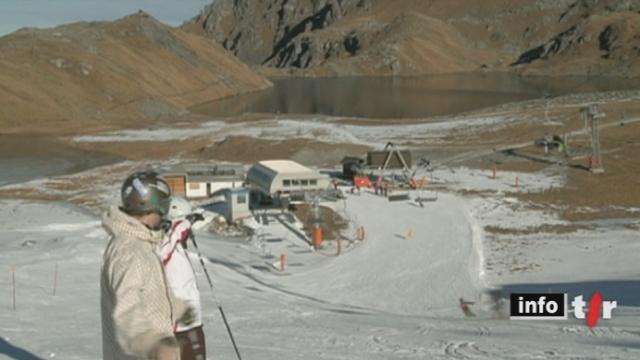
[459,297,476,317]
[375,176,382,196]
[158,197,207,360]
[101,171,190,360]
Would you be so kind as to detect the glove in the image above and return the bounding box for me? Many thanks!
[186,213,205,224]
[151,337,180,360]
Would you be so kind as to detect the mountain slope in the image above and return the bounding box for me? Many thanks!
[0,11,272,134]
[188,0,640,77]
[512,7,640,76]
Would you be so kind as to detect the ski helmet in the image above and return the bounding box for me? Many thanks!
[121,171,172,217]
[167,196,193,220]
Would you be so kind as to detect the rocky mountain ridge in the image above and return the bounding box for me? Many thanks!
[188,0,640,77]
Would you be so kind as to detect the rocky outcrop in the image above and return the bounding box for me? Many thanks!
[599,22,626,58]
[188,0,640,77]
[192,0,370,67]
[188,0,498,76]
[560,0,640,22]
[511,1,640,76]
[512,25,586,65]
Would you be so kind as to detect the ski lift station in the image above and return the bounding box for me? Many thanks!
[163,163,246,199]
[211,187,252,223]
[246,160,330,199]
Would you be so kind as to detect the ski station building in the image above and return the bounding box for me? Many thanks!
[210,187,252,223]
[246,160,330,200]
[163,163,246,199]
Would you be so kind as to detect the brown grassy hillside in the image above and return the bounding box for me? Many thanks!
[0,11,272,134]
[188,0,640,77]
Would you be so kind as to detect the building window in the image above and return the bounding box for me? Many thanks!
[301,180,309,186]
[283,180,291,187]
[237,194,247,204]
[291,179,300,186]
[188,182,200,190]
[310,179,317,186]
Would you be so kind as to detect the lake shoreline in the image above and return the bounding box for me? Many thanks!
[0,135,122,186]
[191,73,640,119]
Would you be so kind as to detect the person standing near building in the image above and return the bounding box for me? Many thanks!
[101,171,189,360]
[158,197,207,360]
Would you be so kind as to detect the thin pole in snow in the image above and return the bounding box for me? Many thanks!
[280,254,287,272]
[11,266,16,311]
[188,232,243,360]
[53,263,58,296]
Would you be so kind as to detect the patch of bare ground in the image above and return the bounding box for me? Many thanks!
[485,234,544,275]
[560,209,639,223]
[0,188,61,202]
[290,204,349,241]
[445,96,640,148]
[490,160,550,173]
[512,121,640,220]
[452,98,640,224]
[454,189,493,197]
[484,224,592,236]
[191,136,370,167]
[69,137,214,160]
[66,134,370,167]
[0,162,139,214]
[508,264,542,274]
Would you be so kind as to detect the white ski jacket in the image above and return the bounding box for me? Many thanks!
[158,219,203,332]
[101,206,186,359]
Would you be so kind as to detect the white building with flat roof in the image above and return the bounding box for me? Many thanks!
[246,160,330,196]
[163,163,245,199]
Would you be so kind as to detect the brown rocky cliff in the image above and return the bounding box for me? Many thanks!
[188,0,640,77]
[0,11,272,134]
[189,0,493,75]
[511,0,640,76]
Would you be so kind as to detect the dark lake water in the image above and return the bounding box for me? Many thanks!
[191,73,640,119]
[3,73,639,186]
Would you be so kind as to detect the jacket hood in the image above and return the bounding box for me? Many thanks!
[102,206,164,244]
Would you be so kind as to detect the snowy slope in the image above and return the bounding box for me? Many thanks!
[72,113,523,148]
[278,192,484,316]
[2,191,640,359]
[0,201,104,359]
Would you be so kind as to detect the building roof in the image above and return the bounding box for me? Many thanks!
[211,187,250,198]
[187,175,244,183]
[247,160,328,195]
[258,160,315,174]
[163,163,246,180]
[341,156,365,164]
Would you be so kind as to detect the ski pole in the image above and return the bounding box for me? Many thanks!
[188,232,243,360]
